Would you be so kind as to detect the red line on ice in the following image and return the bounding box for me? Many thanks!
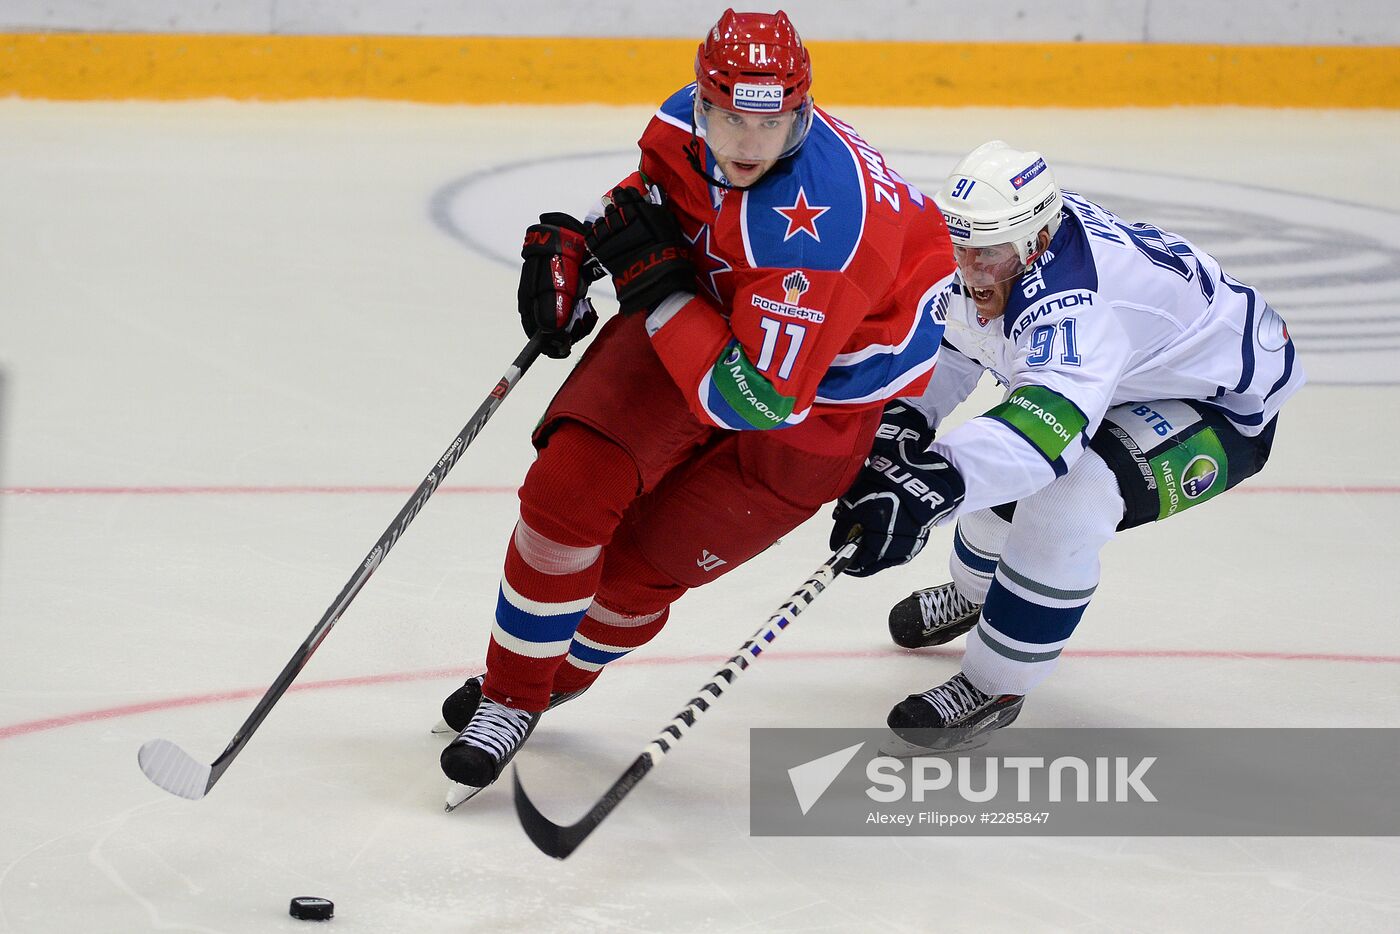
[2,647,1397,742]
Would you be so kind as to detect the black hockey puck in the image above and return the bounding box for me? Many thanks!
[289,897,334,921]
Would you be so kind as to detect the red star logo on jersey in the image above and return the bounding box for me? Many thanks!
[686,223,732,301]
[774,187,830,242]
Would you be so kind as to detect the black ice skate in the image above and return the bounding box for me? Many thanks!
[433,673,592,736]
[883,672,1023,755]
[888,581,982,648]
[440,697,541,811]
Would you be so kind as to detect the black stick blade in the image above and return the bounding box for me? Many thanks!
[513,753,654,860]
[512,768,575,860]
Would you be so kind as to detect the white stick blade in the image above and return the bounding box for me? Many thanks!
[138,739,212,800]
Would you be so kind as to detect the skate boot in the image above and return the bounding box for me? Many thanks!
[888,581,981,649]
[883,672,1023,754]
[440,696,541,810]
[434,673,592,736]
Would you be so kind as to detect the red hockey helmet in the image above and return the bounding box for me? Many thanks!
[693,9,814,161]
[696,9,812,114]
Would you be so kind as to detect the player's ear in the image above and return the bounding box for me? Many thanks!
[1037,227,1053,251]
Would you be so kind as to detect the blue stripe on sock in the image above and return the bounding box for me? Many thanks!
[981,577,1087,647]
[494,587,587,645]
[568,641,631,666]
[953,527,998,576]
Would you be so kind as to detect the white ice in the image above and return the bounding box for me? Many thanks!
[1,100,1398,933]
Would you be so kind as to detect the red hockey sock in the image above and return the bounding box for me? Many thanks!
[550,602,670,694]
[481,424,639,712]
[550,521,685,694]
[483,520,601,711]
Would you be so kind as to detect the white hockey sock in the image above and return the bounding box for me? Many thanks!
[949,508,1012,604]
[961,452,1123,696]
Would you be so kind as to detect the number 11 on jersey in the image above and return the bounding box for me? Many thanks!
[756,316,807,380]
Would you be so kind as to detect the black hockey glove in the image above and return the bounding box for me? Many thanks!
[830,403,966,578]
[518,212,601,360]
[584,186,695,317]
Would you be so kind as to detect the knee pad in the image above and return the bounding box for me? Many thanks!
[593,522,688,618]
[1001,451,1123,591]
[518,421,641,548]
[948,508,1011,604]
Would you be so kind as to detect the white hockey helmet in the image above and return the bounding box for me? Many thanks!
[934,141,1063,266]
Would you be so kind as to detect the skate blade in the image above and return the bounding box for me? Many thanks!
[876,730,993,758]
[444,781,487,812]
[431,718,455,737]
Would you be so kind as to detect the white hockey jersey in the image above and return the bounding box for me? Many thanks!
[912,191,1305,520]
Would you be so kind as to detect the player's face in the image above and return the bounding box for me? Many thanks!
[952,229,1052,320]
[701,102,797,187]
[953,242,1025,319]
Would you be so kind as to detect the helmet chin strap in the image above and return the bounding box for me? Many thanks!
[683,124,763,192]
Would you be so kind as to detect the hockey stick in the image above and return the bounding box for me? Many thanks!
[513,538,860,859]
[138,331,558,800]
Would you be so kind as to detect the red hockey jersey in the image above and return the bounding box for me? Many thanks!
[612,84,955,431]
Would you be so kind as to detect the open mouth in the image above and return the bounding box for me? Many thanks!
[969,285,996,304]
[731,161,759,174]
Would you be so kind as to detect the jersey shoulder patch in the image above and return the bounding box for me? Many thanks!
[1001,206,1100,339]
[740,113,866,272]
[656,84,698,130]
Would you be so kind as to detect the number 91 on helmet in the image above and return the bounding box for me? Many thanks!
[934,140,1065,293]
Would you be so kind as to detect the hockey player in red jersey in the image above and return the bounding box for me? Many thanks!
[438,8,954,805]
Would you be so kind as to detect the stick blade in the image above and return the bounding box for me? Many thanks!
[513,753,654,860]
[512,767,586,860]
[138,739,213,800]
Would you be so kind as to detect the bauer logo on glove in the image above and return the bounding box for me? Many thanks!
[830,403,967,577]
[866,453,956,508]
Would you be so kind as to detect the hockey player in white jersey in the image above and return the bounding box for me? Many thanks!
[829,140,1304,749]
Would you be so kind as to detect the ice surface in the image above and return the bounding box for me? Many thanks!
[0,100,1397,933]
